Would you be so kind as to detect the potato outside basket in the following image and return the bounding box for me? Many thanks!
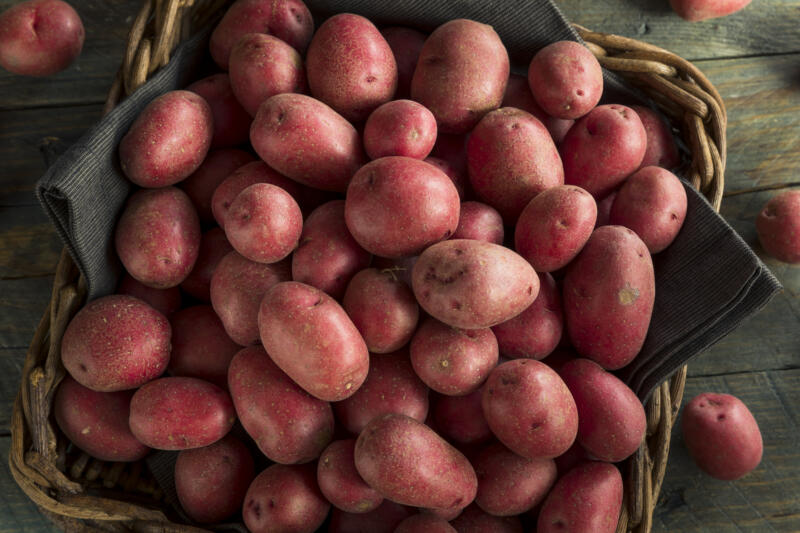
[8,1,727,532]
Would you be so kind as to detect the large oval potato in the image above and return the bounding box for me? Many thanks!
[251,93,365,192]
[228,346,334,464]
[467,107,564,224]
[317,439,383,514]
[563,225,655,370]
[411,19,509,133]
[258,281,369,401]
[354,413,477,511]
[306,13,397,122]
[412,239,539,329]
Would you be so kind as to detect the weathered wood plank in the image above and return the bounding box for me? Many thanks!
[0,437,55,532]
[0,0,142,111]
[557,0,800,61]
[0,348,26,433]
[0,206,61,280]
[0,276,53,350]
[654,369,800,532]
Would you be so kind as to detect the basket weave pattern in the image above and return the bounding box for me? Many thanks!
[9,2,727,532]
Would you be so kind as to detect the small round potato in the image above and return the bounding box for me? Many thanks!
[432,389,492,445]
[180,148,255,224]
[168,305,239,388]
[317,439,383,513]
[756,190,800,264]
[631,105,680,170]
[186,73,252,148]
[452,201,504,244]
[381,26,426,98]
[180,227,233,302]
[363,100,437,160]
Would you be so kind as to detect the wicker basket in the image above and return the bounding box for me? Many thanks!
[9,1,727,532]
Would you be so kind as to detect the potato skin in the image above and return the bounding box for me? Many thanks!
[411,19,509,134]
[228,346,334,464]
[258,281,369,401]
[609,166,687,253]
[119,90,213,188]
[409,318,498,396]
[537,461,623,533]
[502,73,574,145]
[334,351,428,435]
[209,0,313,69]
[669,0,752,21]
[306,14,397,122]
[168,305,239,388]
[115,187,201,289]
[450,504,524,533]
[560,359,646,462]
[412,239,539,329]
[186,73,252,148]
[452,201,504,244]
[243,463,330,533]
[381,26,426,99]
[129,377,235,450]
[395,515,456,533]
[53,376,149,462]
[482,360,578,460]
[756,190,800,264]
[563,225,655,370]
[342,268,419,354]
[210,251,291,346]
[681,392,763,480]
[117,274,181,316]
[180,227,233,302]
[175,435,255,523]
[328,500,414,533]
[528,41,603,120]
[432,390,492,445]
[562,104,647,199]
[514,185,597,273]
[345,156,459,258]
[251,93,365,192]
[180,148,255,224]
[61,294,170,392]
[354,413,478,510]
[492,272,563,360]
[631,105,680,170]
[317,439,383,513]
[467,107,564,224]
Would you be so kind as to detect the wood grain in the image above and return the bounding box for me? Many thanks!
[0,206,61,280]
[0,276,54,350]
[0,437,54,532]
[0,349,28,434]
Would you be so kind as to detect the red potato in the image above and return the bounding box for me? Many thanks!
[609,166,688,253]
[180,148,255,223]
[258,281,369,401]
[224,183,302,264]
[424,156,468,200]
[0,0,83,76]
[168,305,239,388]
[209,0,313,69]
[682,392,763,480]
[452,201,504,244]
[631,105,680,170]
[670,0,752,21]
[334,351,429,435]
[180,227,233,302]
[537,461,623,533]
[482,360,578,460]
[395,515,456,533]
[186,73,252,148]
[412,239,539,329]
[228,346,334,464]
[306,14,397,122]
[502,73,574,145]
[450,504,524,533]
[115,187,201,289]
[175,435,255,524]
[528,41,603,120]
[474,442,557,516]
[317,439,383,513]
[210,251,291,346]
[229,32,307,116]
[514,185,597,273]
[53,376,149,462]
[345,156,460,258]
[119,90,213,188]
[563,226,655,370]
[467,107,564,224]
[292,201,372,300]
[492,272,563,360]
[211,160,304,229]
[329,500,414,533]
[342,269,419,354]
[560,359,646,462]
[251,93,365,192]
[381,26,426,99]
[129,377,235,450]
[595,189,618,227]
[363,100,437,160]
[117,274,181,316]
[61,295,170,392]
[411,19,509,134]
[354,413,478,510]
[243,463,330,533]
[410,318,498,396]
[756,190,800,264]
[562,104,647,199]
[432,390,492,445]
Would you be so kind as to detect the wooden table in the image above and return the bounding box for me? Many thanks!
[1,0,798,531]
